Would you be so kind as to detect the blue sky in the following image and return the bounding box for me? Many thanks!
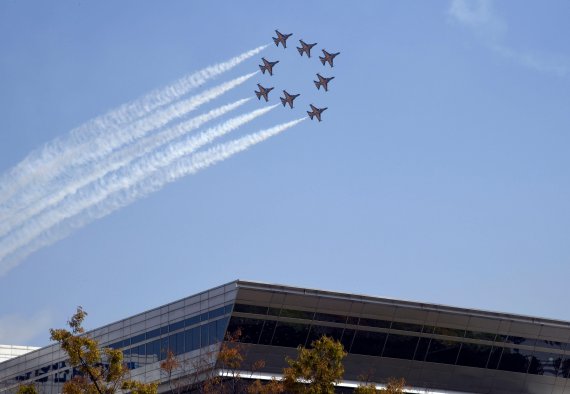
[0,1,569,346]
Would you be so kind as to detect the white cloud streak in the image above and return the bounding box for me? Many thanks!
[448,0,569,77]
[0,309,52,345]
[0,98,251,239]
[0,107,282,276]
[0,45,267,213]
[0,72,257,222]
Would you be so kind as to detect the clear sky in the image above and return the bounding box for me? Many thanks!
[0,1,569,346]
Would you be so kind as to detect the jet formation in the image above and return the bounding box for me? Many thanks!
[273,30,293,48]
[256,30,340,122]
[297,40,317,58]
[254,84,273,102]
[314,74,335,92]
[307,104,327,122]
[258,58,279,76]
[280,90,300,109]
[319,49,340,67]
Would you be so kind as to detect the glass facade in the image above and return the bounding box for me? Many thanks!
[228,303,570,379]
[0,283,236,394]
[3,280,570,394]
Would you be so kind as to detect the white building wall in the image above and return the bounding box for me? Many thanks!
[0,345,39,364]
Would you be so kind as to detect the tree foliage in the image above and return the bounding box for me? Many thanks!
[160,329,283,394]
[16,384,38,394]
[282,336,347,394]
[354,377,407,394]
[50,307,157,394]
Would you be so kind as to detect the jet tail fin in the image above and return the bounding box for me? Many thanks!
[307,112,314,120]
[255,91,262,100]
[314,81,321,90]
[272,37,279,47]
[259,65,266,74]
[319,56,326,65]
[280,97,286,107]
[297,47,304,56]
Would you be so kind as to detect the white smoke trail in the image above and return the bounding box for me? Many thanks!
[0,72,256,220]
[0,45,267,207]
[0,98,251,238]
[0,107,284,275]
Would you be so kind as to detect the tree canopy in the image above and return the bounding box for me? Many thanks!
[50,307,157,394]
[283,335,347,394]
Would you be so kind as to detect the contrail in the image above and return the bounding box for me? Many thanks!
[0,45,267,209]
[0,98,251,238]
[0,72,256,220]
[0,107,283,276]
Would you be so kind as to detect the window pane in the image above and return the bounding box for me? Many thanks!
[425,339,461,365]
[217,317,229,342]
[497,348,531,373]
[147,339,160,358]
[351,330,387,357]
[457,343,492,368]
[234,304,268,315]
[314,312,347,324]
[558,357,570,378]
[160,337,169,360]
[280,309,314,320]
[535,339,565,351]
[341,329,355,352]
[414,337,430,361]
[259,320,277,345]
[487,346,502,369]
[391,322,422,333]
[226,317,264,344]
[185,316,200,327]
[201,325,209,347]
[506,335,535,347]
[169,321,184,333]
[433,327,465,338]
[209,322,217,345]
[209,307,226,320]
[359,318,390,329]
[422,326,435,334]
[131,334,146,345]
[192,327,200,350]
[464,330,496,342]
[528,351,562,376]
[382,334,418,360]
[268,307,281,316]
[272,322,310,348]
[176,332,184,354]
[146,328,161,340]
[307,325,344,346]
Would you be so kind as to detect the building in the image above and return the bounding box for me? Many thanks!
[1,280,570,393]
[0,346,38,364]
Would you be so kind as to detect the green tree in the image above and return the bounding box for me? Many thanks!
[355,377,407,394]
[282,336,347,394]
[383,378,406,394]
[354,383,377,394]
[160,329,282,394]
[16,384,38,394]
[50,307,157,394]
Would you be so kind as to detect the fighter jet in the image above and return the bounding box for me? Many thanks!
[272,30,292,48]
[319,49,340,67]
[314,73,335,92]
[259,58,279,76]
[280,90,300,109]
[296,40,317,58]
[307,104,328,122]
[255,84,274,102]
